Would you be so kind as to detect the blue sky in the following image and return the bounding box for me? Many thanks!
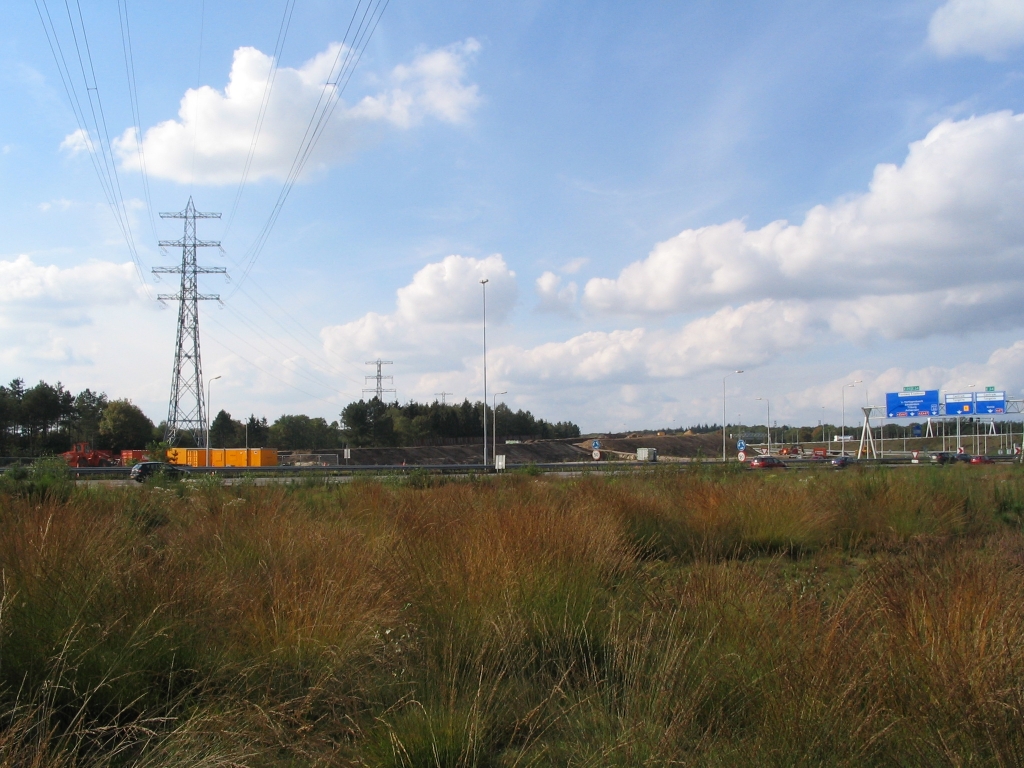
[3,0,1024,432]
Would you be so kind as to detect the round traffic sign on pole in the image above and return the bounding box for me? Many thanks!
[737,439,746,451]
[592,449,601,460]
[737,451,746,462]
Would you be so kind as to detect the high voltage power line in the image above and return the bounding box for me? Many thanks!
[35,0,397,413]
[223,0,298,237]
[34,0,151,295]
[116,0,158,241]
[229,0,390,295]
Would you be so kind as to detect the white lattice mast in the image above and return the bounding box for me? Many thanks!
[153,198,225,446]
[363,359,395,401]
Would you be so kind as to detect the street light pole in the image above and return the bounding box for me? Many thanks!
[480,278,489,468]
[723,370,743,461]
[756,397,770,454]
[206,375,221,467]
[960,383,976,452]
[841,380,861,457]
[493,391,507,464]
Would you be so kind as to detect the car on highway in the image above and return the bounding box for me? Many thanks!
[831,456,852,468]
[969,455,995,465]
[930,452,955,465]
[749,456,787,469]
[129,462,189,483]
[952,452,973,463]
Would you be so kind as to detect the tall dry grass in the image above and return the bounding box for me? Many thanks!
[0,465,1021,764]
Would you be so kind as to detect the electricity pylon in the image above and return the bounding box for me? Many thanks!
[153,197,225,447]
[363,359,396,401]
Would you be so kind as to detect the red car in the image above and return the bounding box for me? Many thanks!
[969,455,994,465]
[749,456,787,469]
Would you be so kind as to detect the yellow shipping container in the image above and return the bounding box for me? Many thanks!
[249,448,278,467]
[185,449,208,467]
[176,447,277,468]
[225,449,249,467]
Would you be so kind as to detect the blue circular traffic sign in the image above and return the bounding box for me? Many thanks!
[592,440,601,450]
[736,439,746,451]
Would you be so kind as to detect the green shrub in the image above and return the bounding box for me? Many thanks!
[0,457,73,503]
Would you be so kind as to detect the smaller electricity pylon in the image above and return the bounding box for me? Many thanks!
[363,359,396,402]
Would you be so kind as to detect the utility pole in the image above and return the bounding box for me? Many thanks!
[435,392,453,405]
[722,370,743,461]
[363,359,396,402]
[480,278,489,467]
[154,197,225,447]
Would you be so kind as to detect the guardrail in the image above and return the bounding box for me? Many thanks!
[1,455,1018,480]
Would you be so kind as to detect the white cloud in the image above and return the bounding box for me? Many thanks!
[561,257,589,274]
[305,109,1024,428]
[397,253,516,324]
[646,300,813,377]
[488,299,808,388]
[0,255,165,387]
[0,254,143,309]
[583,111,1024,331]
[111,40,481,185]
[494,328,646,384]
[60,128,93,155]
[351,39,481,127]
[321,254,516,364]
[827,282,1024,341]
[928,0,1024,59]
[784,339,1024,420]
[535,271,577,314]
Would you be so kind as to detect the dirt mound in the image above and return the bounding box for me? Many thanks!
[582,432,723,459]
[289,440,591,466]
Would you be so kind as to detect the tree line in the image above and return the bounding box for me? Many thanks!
[1,379,580,456]
[210,397,580,450]
[0,379,155,456]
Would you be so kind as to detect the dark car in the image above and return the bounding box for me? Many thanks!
[130,462,188,482]
[952,452,973,463]
[831,456,852,468]
[930,452,955,465]
[749,456,787,469]
[969,455,995,465]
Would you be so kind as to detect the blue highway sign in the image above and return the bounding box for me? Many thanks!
[886,390,939,418]
[945,392,975,415]
[976,391,1005,414]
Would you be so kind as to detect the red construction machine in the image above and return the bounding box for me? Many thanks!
[61,442,117,467]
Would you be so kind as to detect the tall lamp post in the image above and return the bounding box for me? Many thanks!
[821,405,827,446]
[723,370,743,461]
[480,278,489,467]
[206,374,221,467]
[841,380,861,457]
[756,397,770,454]
[493,391,507,464]
[954,382,976,452]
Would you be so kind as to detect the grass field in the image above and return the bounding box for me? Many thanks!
[1,463,1023,766]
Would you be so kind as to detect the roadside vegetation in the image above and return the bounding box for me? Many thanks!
[1,465,1023,765]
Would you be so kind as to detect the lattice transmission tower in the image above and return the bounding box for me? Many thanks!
[153,197,225,446]
[363,359,396,402]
